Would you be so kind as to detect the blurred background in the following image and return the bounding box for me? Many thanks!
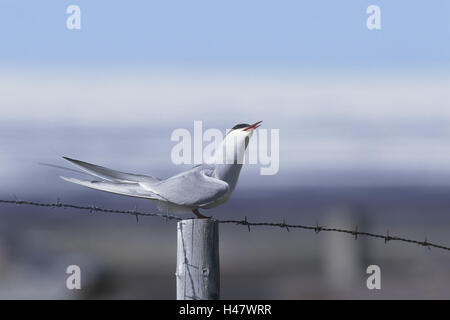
[0,0,449,299]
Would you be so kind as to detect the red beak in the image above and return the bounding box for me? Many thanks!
[243,121,262,131]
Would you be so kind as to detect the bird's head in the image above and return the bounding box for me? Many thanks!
[214,121,262,164]
[226,120,262,148]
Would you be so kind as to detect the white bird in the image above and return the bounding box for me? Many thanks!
[60,121,262,218]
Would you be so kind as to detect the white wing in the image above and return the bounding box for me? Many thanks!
[148,166,229,207]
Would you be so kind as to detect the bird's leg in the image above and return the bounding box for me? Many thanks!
[192,209,209,219]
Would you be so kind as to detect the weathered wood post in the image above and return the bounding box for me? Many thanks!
[176,218,220,300]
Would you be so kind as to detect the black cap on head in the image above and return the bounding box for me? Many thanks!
[231,124,250,130]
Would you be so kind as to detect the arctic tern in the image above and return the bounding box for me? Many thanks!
[60,121,262,218]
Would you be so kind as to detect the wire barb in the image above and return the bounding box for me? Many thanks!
[385,229,392,243]
[243,216,251,232]
[314,220,325,234]
[352,226,358,240]
[421,237,431,250]
[281,218,289,232]
[133,205,139,223]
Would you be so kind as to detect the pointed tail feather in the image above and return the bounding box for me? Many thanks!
[39,162,90,176]
[62,156,160,184]
[60,176,163,200]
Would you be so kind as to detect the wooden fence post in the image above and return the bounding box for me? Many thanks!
[176,218,220,300]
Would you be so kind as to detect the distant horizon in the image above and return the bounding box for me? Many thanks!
[1,71,449,190]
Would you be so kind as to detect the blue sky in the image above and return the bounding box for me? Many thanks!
[0,0,448,70]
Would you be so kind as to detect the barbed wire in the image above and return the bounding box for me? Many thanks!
[1,197,449,252]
